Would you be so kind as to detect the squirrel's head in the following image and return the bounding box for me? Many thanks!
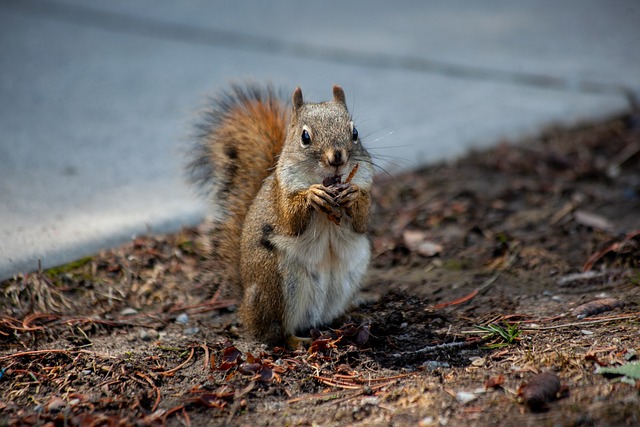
[280,85,370,187]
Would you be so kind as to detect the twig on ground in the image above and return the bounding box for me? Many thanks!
[582,230,640,272]
[460,312,640,334]
[136,372,162,412]
[201,343,210,371]
[22,313,60,331]
[521,312,640,331]
[287,390,350,404]
[0,348,114,362]
[431,290,478,309]
[158,347,196,377]
[313,376,363,390]
[413,340,472,355]
[163,405,188,426]
[430,253,517,310]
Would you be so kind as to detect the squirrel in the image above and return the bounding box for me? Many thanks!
[187,82,373,346]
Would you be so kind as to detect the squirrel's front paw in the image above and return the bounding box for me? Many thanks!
[308,184,340,216]
[336,183,359,208]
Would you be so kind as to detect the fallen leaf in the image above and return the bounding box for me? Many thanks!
[596,362,640,380]
[196,394,228,409]
[238,363,262,376]
[218,345,242,370]
[354,323,371,345]
[308,337,337,353]
[402,230,443,257]
[484,375,505,389]
[308,323,371,352]
[191,386,235,409]
[258,366,274,382]
[582,230,640,271]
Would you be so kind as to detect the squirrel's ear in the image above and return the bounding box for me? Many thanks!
[333,85,346,106]
[292,87,304,113]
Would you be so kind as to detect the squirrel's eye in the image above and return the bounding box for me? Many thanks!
[301,129,311,147]
[352,126,359,142]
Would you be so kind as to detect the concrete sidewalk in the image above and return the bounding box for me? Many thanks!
[1,0,638,280]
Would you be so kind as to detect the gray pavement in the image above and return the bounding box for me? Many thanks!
[1,0,638,280]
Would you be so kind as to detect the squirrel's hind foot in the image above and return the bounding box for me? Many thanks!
[285,335,312,350]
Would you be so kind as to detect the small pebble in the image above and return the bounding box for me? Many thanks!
[120,307,138,316]
[176,313,189,324]
[622,188,637,200]
[183,327,200,336]
[422,360,450,370]
[456,391,477,404]
[361,396,380,405]
[45,397,66,412]
[469,356,485,367]
[419,416,435,426]
[140,329,160,341]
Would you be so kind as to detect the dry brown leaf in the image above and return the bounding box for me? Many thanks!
[402,230,443,257]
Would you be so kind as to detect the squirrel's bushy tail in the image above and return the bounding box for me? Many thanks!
[186,83,288,289]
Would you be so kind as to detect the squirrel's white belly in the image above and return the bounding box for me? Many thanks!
[273,214,370,334]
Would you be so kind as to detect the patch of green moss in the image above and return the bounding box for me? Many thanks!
[45,256,93,276]
[442,259,466,271]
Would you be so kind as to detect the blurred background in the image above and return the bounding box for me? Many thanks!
[1,0,638,279]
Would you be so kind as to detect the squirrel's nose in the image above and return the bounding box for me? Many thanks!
[327,148,346,167]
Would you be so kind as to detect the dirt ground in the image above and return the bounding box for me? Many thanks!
[2,115,640,426]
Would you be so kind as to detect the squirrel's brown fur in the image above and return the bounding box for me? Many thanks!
[187,82,373,345]
[188,84,288,289]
